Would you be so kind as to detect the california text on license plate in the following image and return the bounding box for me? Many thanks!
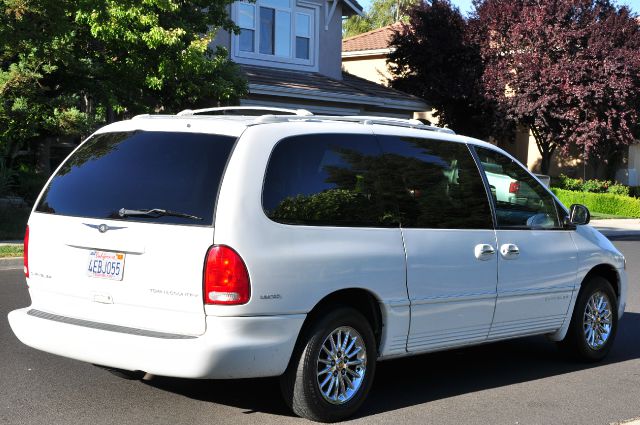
[87,250,125,281]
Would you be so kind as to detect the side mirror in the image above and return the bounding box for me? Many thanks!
[566,204,590,226]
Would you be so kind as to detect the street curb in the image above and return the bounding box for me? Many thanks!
[0,257,22,270]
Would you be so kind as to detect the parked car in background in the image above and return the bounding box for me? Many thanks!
[8,108,627,422]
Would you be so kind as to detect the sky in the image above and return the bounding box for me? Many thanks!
[357,0,640,16]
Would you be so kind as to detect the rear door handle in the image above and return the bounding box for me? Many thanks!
[474,244,495,261]
[500,243,520,259]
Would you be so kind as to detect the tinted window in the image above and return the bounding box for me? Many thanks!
[377,136,493,229]
[474,147,560,229]
[36,131,236,226]
[263,134,399,227]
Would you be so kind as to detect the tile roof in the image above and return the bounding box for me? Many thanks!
[342,23,404,52]
[241,65,427,111]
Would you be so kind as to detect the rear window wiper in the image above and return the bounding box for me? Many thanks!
[118,208,203,221]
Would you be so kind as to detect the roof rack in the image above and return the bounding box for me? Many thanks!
[176,106,313,117]
[253,114,455,134]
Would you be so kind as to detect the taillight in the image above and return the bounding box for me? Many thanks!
[203,245,250,305]
[24,225,29,278]
[509,181,520,194]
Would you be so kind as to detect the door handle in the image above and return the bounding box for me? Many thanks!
[500,243,520,259]
[474,244,496,261]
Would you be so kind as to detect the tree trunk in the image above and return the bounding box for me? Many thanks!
[106,103,115,123]
[530,126,554,175]
[540,149,552,175]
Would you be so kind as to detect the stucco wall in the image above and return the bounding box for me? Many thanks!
[318,3,343,80]
[342,54,391,85]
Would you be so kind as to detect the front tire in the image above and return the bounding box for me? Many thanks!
[280,307,377,422]
[559,275,618,362]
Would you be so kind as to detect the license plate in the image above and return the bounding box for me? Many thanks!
[87,250,125,281]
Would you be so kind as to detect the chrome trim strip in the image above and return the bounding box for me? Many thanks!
[26,309,197,340]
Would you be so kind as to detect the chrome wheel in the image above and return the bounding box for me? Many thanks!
[583,291,613,350]
[316,326,367,405]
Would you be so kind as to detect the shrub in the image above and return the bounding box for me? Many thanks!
[555,174,583,191]
[582,179,611,193]
[629,186,640,198]
[552,188,640,218]
[607,183,630,197]
[14,169,48,204]
[0,206,30,240]
[0,160,17,197]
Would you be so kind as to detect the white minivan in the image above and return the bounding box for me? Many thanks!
[9,108,627,422]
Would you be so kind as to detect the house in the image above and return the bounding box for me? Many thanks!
[211,1,427,117]
[341,22,639,182]
[341,24,399,86]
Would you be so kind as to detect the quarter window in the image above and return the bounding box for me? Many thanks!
[262,134,399,227]
[377,136,494,229]
[474,147,560,229]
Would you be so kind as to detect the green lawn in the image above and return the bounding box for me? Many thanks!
[0,245,24,258]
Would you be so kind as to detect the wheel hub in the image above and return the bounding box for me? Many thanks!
[583,291,613,350]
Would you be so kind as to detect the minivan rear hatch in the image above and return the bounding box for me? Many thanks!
[27,130,236,336]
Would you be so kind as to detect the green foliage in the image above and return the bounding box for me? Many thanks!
[343,0,419,37]
[555,174,583,192]
[629,186,640,198]
[0,245,24,258]
[554,174,630,197]
[581,179,610,194]
[607,183,630,197]
[0,160,17,197]
[269,189,396,225]
[14,168,48,203]
[0,0,247,179]
[0,207,30,240]
[552,188,640,218]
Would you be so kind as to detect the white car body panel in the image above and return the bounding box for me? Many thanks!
[402,229,498,352]
[7,115,628,379]
[211,123,410,357]
[489,229,578,339]
[26,213,213,335]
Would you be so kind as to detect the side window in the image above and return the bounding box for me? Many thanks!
[377,136,493,229]
[262,134,399,227]
[474,147,560,229]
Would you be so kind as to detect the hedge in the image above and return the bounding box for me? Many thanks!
[552,188,640,218]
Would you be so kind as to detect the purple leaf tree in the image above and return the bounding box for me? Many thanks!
[473,0,640,175]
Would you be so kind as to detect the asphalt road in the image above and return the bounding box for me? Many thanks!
[1,240,639,425]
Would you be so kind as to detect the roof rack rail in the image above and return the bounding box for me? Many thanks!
[176,106,313,117]
[253,114,455,134]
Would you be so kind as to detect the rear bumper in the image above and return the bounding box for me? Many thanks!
[8,307,305,379]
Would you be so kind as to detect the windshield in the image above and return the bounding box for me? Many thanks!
[36,131,236,225]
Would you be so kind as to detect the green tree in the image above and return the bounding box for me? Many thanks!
[388,0,507,140]
[343,0,419,37]
[0,0,246,176]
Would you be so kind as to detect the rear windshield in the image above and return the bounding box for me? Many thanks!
[36,131,236,225]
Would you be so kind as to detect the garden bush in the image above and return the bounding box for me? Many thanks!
[555,174,584,191]
[607,183,630,197]
[554,174,632,197]
[552,188,640,218]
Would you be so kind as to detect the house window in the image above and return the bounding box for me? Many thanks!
[235,0,316,66]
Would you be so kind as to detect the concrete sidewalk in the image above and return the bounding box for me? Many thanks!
[590,219,640,238]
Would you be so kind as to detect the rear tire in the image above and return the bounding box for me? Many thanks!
[558,275,618,362]
[280,307,376,422]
